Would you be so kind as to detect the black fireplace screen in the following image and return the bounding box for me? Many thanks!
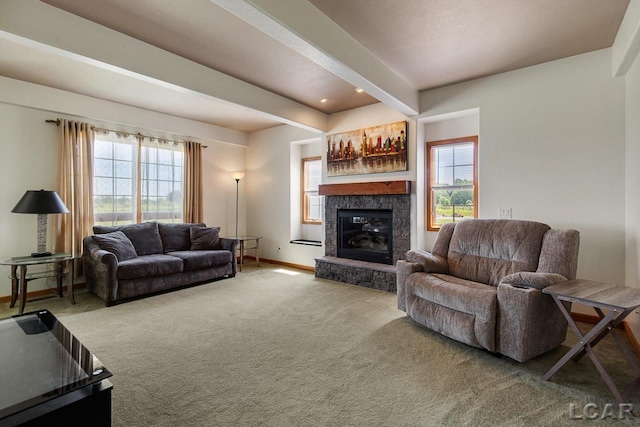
[337,209,393,264]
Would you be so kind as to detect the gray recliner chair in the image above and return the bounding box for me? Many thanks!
[397,219,580,362]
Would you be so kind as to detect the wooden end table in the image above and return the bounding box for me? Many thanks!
[542,279,640,405]
[0,253,80,314]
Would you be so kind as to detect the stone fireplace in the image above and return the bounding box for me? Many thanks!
[315,181,411,292]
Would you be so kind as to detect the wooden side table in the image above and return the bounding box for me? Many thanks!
[542,279,640,405]
[229,236,262,272]
[0,253,80,314]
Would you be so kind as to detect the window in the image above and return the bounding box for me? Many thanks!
[302,156,322,224]
[426,136,478,231]
[93,131,184,226]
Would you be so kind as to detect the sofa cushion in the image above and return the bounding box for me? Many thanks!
[116,254,183,280]
[94,222,164,256]
[92,231,137,262]
[156,222,205,252]
[190,226,222,250]
[168,250,233,271]
[447,219,550,285]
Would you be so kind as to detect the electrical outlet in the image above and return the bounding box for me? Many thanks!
[498,207,512,219]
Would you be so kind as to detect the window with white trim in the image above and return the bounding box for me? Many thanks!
[93,131,184,226]
[426,136,478,231]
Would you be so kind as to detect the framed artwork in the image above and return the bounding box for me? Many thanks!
[326,121,408,177]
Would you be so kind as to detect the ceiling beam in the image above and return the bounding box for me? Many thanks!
[210,0,419,116]
[612,0,640,77]
[0,0,329,132]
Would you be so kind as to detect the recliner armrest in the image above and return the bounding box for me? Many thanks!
[406,249,448,274]
[499,272,568,290]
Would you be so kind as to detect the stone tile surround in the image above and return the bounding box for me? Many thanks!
[315,191,411,292]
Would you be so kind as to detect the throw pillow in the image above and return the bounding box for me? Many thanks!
[190,226,222,250]
[92,231,138,261]
[94,221,164,255]
[159,223,206,252]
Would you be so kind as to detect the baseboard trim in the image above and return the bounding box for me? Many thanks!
[0,283,87,305]
[241,256,315,272]
[571,312,640,356]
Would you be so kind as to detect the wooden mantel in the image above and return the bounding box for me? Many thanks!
[318,180,411,196]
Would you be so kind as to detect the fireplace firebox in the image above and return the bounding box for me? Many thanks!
[337,209,393,265]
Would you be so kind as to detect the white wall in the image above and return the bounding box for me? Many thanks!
[246,125,322,267]
[0,78,247,297]
[624,33,640,337]
[417,48,626,285]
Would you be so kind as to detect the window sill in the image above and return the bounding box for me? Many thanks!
[289,239,322,247]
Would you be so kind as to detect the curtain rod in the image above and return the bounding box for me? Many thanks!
[45,119,207,148]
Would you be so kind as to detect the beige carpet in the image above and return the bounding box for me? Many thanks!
[2,264,640,426]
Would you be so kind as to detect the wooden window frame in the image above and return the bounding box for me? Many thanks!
[426,136,478,231]
[302,156,322,224]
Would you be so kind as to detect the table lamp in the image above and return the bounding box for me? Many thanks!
[12,189,69,257]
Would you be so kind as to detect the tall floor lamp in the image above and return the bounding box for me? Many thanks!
[232,172,245,237]
[12,189,69,257]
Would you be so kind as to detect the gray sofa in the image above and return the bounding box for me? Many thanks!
[83,222,239,306]
[397,219,580,362]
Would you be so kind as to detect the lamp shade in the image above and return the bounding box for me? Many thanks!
[12,190,69,214]
[231,172,245,181]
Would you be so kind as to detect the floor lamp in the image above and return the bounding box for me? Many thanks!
[232,172,245,237]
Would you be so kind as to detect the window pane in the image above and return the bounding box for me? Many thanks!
[113,142,132,161]
[94,140,112,158]
[114,160,132,178]
[454,144,474,164]
[116,178,132,196]
[454,165,474,184]
[432,190,474,226]
[94,177,113,195]
[307,194,322,221]
[158,165,171,180]
[435,165,453,186]
[306,160,321,190]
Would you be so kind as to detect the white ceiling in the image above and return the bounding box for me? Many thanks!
[0,0,630,133]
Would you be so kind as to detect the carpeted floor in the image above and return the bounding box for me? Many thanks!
[2,264,640,426]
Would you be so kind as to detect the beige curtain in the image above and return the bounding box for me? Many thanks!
[54,120,94,275]
[183,140,203,223]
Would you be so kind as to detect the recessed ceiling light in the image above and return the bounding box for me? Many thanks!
[320,98,328,103]
[355,87,364,93]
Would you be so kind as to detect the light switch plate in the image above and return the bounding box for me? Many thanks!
[499,207,512,219]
